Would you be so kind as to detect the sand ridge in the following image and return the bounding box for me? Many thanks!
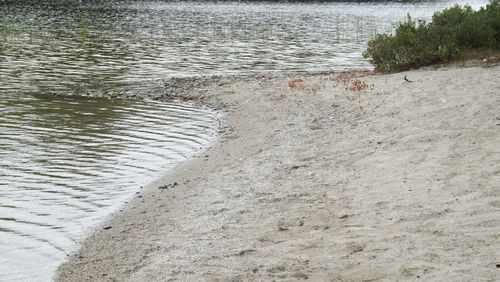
[57,65,500,281]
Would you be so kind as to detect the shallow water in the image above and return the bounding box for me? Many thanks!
[0,0,491,281]
[0,93,218,281]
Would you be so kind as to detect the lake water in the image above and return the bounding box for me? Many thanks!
[0,0,490,281]
[0,93,218,281]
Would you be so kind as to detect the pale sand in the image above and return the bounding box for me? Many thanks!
[57,65,500,281]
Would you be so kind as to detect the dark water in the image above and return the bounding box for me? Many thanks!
[0,0,490,281]
[0,93,218,281]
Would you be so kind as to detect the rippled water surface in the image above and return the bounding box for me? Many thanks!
[0,93,218,281]
[0,0,491,281]
[1,0,489,93]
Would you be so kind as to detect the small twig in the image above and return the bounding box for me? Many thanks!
[158,182,178,192]
[404,75,413,83]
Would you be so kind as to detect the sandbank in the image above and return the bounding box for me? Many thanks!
[57,65,500,281]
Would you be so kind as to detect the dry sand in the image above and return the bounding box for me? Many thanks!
[57,65,500,281]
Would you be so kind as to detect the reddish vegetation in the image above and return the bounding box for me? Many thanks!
[349,79,369,91]
[288,78,304,89]
[326,71,373,91]
[288,71,374,95]
[288,78,321,94]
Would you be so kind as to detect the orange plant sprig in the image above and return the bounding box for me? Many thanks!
[288,78,322,95]
[288,78,304,89]
[349,79,370,91]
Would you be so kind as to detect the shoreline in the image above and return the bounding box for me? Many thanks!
[57,65,499,281]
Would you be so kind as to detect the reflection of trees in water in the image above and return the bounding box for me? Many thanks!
[27,94,129,129]
[0,0,154,161]
[1,93,136,161]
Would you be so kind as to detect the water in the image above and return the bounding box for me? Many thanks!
[0,93,218,281]
[0,0,489,93]
[0,0,491,281]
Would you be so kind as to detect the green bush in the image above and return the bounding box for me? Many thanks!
[363,0,500,72]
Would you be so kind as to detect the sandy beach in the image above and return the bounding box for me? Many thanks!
[56,65,500,281]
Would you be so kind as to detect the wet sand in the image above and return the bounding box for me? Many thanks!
[57,65,500,281]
